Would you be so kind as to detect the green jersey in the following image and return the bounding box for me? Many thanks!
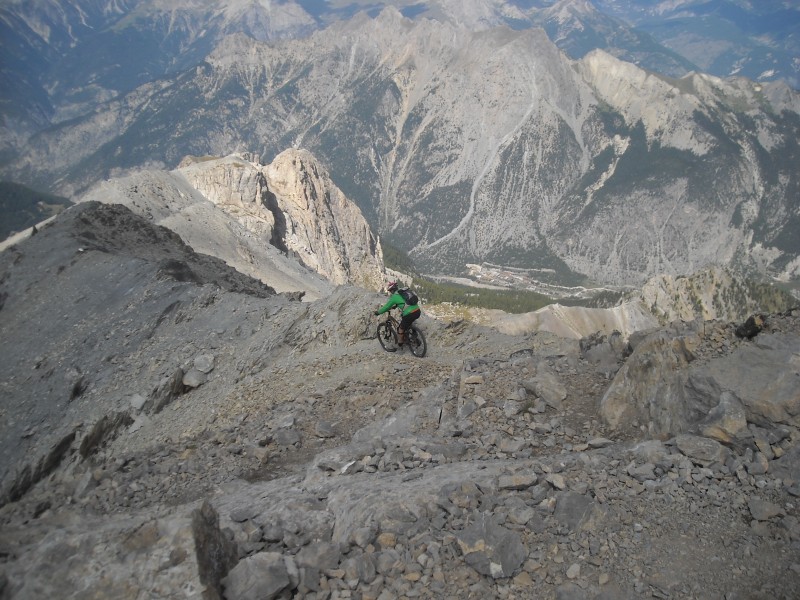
[376,291,420,317]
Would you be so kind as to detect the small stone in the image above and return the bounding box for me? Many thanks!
[588,438,613,449]
[376,532,397,548]
[498,473,537,491]
[746,453,770,476]
[566,563,581,579]
[129,393,147,411]
[315,421,336,438]
[182,368,207,388]
[503,400,523,417]
[748,497,783,521]
[545,474,566,490]
[513,571,533,586]
[194,354,215,373]
[675,434,729,466]
[221,552,291,600]
[459,398,478,419]
[627,462,656,481]
[352,527,377,549]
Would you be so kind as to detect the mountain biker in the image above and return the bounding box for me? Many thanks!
[374,281,421,345]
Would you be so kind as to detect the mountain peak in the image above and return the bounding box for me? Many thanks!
[548,0,599,20]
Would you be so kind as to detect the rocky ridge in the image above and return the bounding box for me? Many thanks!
[1,201,799,599]
[475,301,659,341]
[422,265,797,343]
[81,149,385,299]
[638,267,797,325]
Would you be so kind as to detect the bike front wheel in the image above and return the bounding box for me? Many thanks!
[377,322,398,352]
[407,326,427,358]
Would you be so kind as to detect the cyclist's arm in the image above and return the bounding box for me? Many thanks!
[376,293,403,315]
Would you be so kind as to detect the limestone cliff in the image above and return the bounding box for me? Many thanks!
[179,150,385,289]
[264,149,385,289]
[81,150,385,297]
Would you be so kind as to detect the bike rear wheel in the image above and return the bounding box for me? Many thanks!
[377,322,398,352]
[407,326,427,357]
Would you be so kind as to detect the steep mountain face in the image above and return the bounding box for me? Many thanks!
[0,0,316,155]
[5,8,797,288]
[525,0,699,78]
[300,0,800,90]
[2,3,799,290]
[557,52,800,285]
[261,149,385,288]
[3,0,795,160]
[3,0,796,158]
[80,149,385,296]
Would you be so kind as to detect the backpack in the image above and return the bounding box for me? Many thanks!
[398,287,419,306]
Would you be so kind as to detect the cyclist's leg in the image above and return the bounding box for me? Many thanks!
[397,315,407,344]
[399,310,421,343]
[401,310,421,329]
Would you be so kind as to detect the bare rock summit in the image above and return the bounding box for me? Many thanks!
[82,149,385,299]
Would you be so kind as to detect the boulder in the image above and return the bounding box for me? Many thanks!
[600,330,700,432]
[600,329,800,436]
[553,491,597,531]
[735,314,765,339]
[675,434,730,467]
[523,368,567,410]
[182,368,207,389]
[194,354,215,374]
[699,391,749,444]
[454,513,527,579]
[222,552,296,600]
[703,333,800,428]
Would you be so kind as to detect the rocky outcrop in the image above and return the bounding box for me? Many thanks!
[490,300,658,340]
[600,312,800,439]
[81,150,385,298]
[178,153,277,240]
[180,149,385,289]
[638,266,796,324]
[429,266,796,347]
[264,149,385,289]
[1,499,237,599]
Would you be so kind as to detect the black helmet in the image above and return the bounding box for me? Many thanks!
[387,281,398,292]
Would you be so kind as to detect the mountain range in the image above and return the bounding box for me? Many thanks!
[1,0,799,290]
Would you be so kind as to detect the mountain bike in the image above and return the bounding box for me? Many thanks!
[376,309,427,357]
